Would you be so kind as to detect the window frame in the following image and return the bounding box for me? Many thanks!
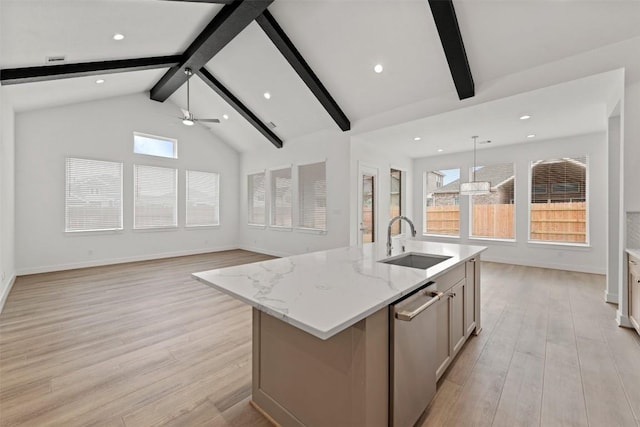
[269,166,294,230]
[247,171,267,228]
[467,162,516,243]
[390,168,403,237]
[64,157,124,233]
[527,156,590,247]
[422,168,461,238]
[185,170,220,228]
[296,161,327,234]
[133,132,178,160]
[133,164,178,230]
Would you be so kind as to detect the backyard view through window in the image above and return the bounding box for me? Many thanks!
[65,158,123,232]
[470,163,515,239]
[133,165,177,229]
[424,168,460,236]
[186,171,219,227]
[530,156,587,244]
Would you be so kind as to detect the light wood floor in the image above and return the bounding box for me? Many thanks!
[1,251,639,426]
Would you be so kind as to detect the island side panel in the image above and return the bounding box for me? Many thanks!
[474,255,482,335]
[251,308,388,427]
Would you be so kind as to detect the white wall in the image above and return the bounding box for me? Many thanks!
[15,93,241,274]
[350,138,414,247]
[624,81,640,211]
[239,129,350,257]
[412,132,607,274]
[0,94,16,311]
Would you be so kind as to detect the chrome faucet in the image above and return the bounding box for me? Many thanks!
[387,216,417,256]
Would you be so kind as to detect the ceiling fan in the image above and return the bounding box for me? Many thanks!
[179,68,220,126]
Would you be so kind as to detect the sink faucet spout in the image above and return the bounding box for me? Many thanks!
[387,216,417,256]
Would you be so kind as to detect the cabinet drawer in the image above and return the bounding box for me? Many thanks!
[433,264,466,292]
[629,255,640,277]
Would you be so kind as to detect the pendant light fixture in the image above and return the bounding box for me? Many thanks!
[460,135,491,195]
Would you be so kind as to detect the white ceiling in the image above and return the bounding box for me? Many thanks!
[355,69,619,158]
[1,0,640,152]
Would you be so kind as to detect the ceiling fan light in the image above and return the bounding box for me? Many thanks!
[460,181,491,195]
[182,118,194,126]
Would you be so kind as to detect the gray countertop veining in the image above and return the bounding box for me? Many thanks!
[193,241,486,340]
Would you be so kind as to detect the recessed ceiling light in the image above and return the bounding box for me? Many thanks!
[263,92,271,100]
[95,79,105,84]
[113,33,125,41]
[222,114,229,120]
[520,115,531,120]
[413,137,421,141]
[527,134,536,138]
[437,148,444,152]
[374,64,383,74]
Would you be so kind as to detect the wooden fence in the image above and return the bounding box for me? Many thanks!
[423,202,586,242]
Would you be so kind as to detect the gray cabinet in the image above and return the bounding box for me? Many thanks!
[435,258,481,381]
[630,254,640,335]
[435,295,451,380]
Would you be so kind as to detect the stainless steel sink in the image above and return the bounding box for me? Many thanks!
[380,252,452,270]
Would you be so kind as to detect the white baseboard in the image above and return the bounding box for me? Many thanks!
[604,291,619,304]
[481,255,606,275]
[16,245,241,276]
[616,311,633,328]
[0,273,17,314]
[238,245,290,258]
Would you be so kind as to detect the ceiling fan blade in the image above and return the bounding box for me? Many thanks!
[195,118,220,123]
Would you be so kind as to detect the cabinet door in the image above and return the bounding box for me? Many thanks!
[631,270,640,334]
[435,295,451,380]
[450,279,466,356]
[465,259,476,337]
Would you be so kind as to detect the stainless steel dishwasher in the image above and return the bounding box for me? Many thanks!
[390,282,443,427]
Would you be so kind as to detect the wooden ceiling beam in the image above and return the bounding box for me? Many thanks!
[150,0,273,102]
[197,67,283,148]
[255,10,351,131]
[0,56,181,85]
[428,0,475,100]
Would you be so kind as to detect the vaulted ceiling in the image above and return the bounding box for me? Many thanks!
[2,0,640,153]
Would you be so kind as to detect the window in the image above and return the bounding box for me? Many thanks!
[530,156,587,244]
[186,171,220,227]
[270,167,292,227]
[133,132,177,159]
[248,172,266,226]
[424,168,460,236]
[390,169,402,236]
[134,165,177,229]
[65,158,123,232]
[298,162,327,231]
[469,163,515,240]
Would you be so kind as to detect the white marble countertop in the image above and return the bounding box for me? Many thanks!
[627,248,640,259]
[193,241,486,340]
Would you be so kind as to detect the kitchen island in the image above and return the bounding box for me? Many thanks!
[193,241,486,426]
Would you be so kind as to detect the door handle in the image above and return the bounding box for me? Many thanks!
[396,291,443,321]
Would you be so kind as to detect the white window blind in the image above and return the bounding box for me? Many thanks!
[270,167,292,227]
[134,165,177,229]
[469,163,515,239]
[186,170,220,227]
[65,158,123,232]
[248,172,266,225]
[298,162,327,231]
[529,156,587,244]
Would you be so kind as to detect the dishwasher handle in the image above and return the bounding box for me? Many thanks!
[395,290,444,321]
